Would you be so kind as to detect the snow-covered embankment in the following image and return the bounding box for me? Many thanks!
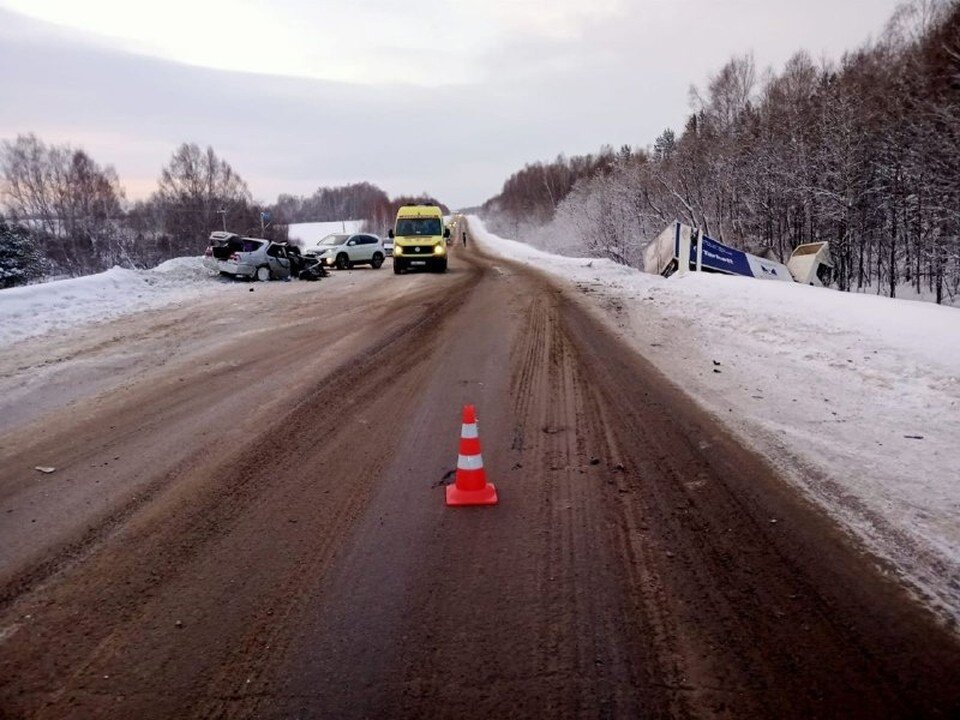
[469,215,960,625]
[0,257,215,346]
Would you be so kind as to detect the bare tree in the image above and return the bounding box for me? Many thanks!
[1,134,125,274]
[156,143,251,249]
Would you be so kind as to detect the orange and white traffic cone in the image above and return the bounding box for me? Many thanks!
[446,404,498,506]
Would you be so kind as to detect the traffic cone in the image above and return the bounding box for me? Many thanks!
[446,404,498,506]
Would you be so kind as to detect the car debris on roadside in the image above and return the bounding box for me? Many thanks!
[298,259,330,281]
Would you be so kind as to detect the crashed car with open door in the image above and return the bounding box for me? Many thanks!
[203,231,296,280]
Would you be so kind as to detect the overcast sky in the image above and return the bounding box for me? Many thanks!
[1,0,902,208]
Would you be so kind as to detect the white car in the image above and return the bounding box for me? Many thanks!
[303,233,386,270]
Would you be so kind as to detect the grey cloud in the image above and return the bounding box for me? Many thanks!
[0,1,901,208]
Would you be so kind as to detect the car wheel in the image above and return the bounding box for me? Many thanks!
[371,252,384,269]
[255,266,271,281]
[393,260,403,275]
[336,253,350,270]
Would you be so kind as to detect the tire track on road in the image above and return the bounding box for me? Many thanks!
[558,285,960,717]
[0,267,482,719]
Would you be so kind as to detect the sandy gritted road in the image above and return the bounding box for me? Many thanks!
[1,242,960,719]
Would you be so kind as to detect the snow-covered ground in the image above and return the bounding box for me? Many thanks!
[288,220,364,248]
[850,281,958,307]
[469,215,960,625]
[0,257,218,346]
[1,220,368,345]
[3,214,956,622]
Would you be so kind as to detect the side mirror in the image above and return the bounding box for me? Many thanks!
[388,229,395,239]
[347,240,356,246]
[444,228,451,238]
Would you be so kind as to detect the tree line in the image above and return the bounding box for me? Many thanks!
[272,183,448,236]
[482,149,618,231]
[273,182,390,224]
[0,136,448,288]
[0,136,279,286]
[482,0,960,304]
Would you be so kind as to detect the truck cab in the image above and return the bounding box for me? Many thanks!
[786,242,834,286]
[390,205,450,274]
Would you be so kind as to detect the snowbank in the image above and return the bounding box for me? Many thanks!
[469,215,960,624]
[0,257,216,346]
[288,221,365,248]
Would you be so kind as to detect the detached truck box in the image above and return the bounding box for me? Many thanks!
[642,221,831,285]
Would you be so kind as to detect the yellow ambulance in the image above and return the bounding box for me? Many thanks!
[389,205,450,274]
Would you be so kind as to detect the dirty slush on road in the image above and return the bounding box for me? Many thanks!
[1,247,959,718]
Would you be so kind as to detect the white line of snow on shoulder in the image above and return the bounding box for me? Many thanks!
[468,214,960,625]
[0,257,217,346]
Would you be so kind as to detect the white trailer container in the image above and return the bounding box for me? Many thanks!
[643,222,794,282]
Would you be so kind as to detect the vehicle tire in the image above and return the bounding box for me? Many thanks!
[336,253,350,270]
[435,259,448,273]
[255,266,271,281]
[393,260,403,275]
[371,252,384,269]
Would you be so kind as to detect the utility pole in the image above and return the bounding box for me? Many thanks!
[217,208,227,231]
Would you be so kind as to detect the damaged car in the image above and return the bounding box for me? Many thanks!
[203,232,304,281]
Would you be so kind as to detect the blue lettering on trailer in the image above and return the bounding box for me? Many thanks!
[699,235,754,276]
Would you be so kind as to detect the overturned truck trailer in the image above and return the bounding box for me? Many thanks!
[643,222,833,286]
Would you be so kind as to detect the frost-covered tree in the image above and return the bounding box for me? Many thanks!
[0,219,46,288]
[481,148,617,237]
[481,0,960,304]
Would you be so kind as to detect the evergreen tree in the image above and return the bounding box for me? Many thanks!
[0,219,46,288]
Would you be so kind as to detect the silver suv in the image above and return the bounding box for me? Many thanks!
[203,232,298,280]
[303,233,385,270]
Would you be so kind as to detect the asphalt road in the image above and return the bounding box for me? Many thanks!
[1,242,959,719]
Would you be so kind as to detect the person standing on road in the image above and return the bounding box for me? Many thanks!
[462,230,467,247]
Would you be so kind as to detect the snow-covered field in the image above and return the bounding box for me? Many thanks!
[0,257,218,346]
[469,215,960,625]
[288,220,364,247]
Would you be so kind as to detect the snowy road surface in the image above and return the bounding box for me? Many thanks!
[469,215,960,626]
[0,237,958,717]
